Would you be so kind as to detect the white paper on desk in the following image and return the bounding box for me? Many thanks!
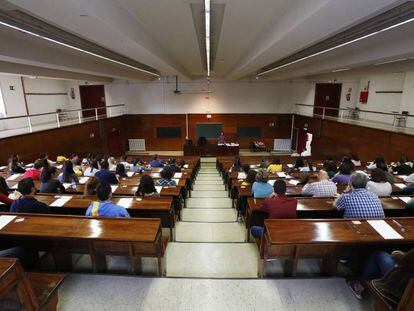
[56,165,63,169]
[172,179,180,184]
[183,164,189,168]
[62,183,72,189]
[285,175,293,179]
[267,180,275,186]
[118,198,133,208]
[0,166,7,170]
[9,184,18,190]
[395,183,407,189]
[79,177,89,184]
[398,197,412,204]
[398,175,408,179]
[287,164,294,168]
[6,174,21,181]
[289,179,300,186]
[110,185,118,193]
[174,173,183,178]
[126,172,134,177]
[50,196,72,207]
[25,163,33,168]
[277,172,286,178]
[238,172,247,179]
[250,165,259,169]
[0,215,17,230]
[155,186,163,193]
[368,220,403,240]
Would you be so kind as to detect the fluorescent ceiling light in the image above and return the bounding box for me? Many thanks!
[332,68,350,72]
[374,58,410,65]
[258,17,414,76]
[0,21,160,77]
[204,0,211,77]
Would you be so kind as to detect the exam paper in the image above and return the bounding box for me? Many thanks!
[289,179,300,186]
[183,164,189,168]
[238,172,247,179]
[172,179,180,184]
[50,196,72,207]
[394,183,407,189]
[368,220,403,240]
[118,198,133,208]
[79,177,89,184]
[62,183,72,189]
[277,172,287,178]
[57,165,63,169]
[0,215,17,230]
[267,180,276,186]
[6,174,21,181]
[287,164,294,168]
[398,197,412,204]
[110,185,118,193]
[174,173,183,178]
[0,166,7,170]
[127,172,135,177]
[155,186,163,193]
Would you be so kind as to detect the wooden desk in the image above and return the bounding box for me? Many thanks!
[184,144,239,156]
[0,213,164,275]
[260,218,414,277]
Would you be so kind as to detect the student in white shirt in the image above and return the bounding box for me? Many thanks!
[84,160,99,177]
[108,156,117,171]
[366,168,392,197]
[120,155,131,169]
[351,154,362,167]
[367,155,385,170]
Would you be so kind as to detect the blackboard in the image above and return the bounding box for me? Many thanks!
[156,127,181,138]
[196,123,222,138]
[237,127,262,138]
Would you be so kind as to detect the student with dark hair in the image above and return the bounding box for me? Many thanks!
[351,154,361,167]
[130,157,144,173]
[156,166,177,186]
[83,177,100,197]
[393,155,413,175]
[0,176,14,205]
[178,159,186,169]
[377,162,395,184]
[23,159,42,181]
[168,158,181,173]
[40,167,66,194]
[84,160,99,177]
[116,164,128,178]
[366,168,392,196]
[241,170,257,187]
[39,153,54,166]
[149,154,163,168]
[294,157,305,169]
[8,154,25,174]
[85,183,129,218]
[259,157,270,169]
[135,175,159,197]
[229,156,243,173]
[252,170,273,198]
[120,154,131,169]
[250,179,298,237]
[267,157,282,173]
[332,163,352,185]
[10,178,50,214]
[59,160,79,184]
[95,161,118,185]
[342,156,355,171]
[242,164,250,174]
[367,155,386,170]
[323,157,338,178]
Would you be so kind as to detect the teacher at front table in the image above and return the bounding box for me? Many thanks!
[218,131,226,145]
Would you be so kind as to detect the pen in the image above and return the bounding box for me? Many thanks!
[392,219,405,232]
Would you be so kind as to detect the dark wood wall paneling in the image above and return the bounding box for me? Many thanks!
[294,115,414,161]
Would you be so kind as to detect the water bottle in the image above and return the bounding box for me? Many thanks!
[71,180,77,190]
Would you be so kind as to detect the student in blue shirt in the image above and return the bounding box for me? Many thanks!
[252,170,274,198]
[95,161,118,185]
[10,178,51,214]
[149,154,164,168]
[85,183,130,218]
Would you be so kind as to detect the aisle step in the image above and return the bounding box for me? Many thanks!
[193,184,225,191]
[196,175,223,181]
[166,242,258,278]
[198,169,218,174]
[191,190,228,198]
[181,209,237,222]
[187,198,232,208]
[175,222,245,242]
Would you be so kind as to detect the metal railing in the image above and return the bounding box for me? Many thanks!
[0,104,126,138]
[295,103,414,132]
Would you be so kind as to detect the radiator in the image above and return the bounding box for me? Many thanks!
[128,139,146,151]
[274,138,292,151]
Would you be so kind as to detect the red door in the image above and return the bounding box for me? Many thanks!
[313,83,342,117]
[79,85,107,119]
[107,129,124,156]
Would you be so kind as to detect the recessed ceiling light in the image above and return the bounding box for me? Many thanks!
[204,0,211,77]
[374,58,409,66]
[332,68,350,73]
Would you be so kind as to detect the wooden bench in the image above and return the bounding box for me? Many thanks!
[0,257,65,310]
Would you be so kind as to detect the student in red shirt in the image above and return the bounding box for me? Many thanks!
[0,176,14,206]
[250,179,297,238]
[23,159,43,181]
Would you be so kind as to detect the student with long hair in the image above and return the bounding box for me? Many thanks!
[229,156,243,173]
[130,157,144,173]
[58,160,79,184]
[84,160,99,177]
[83,177,100,197]
[23,159,42,181]
[116,163,128,178]
[8,154,25,174]
[40,166,66,194]
[0,176,14,205]
[135,175,159,197]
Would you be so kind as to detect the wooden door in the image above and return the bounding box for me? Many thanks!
[107,129,124,156]
[313,83,342,117]
[79,85,106,118]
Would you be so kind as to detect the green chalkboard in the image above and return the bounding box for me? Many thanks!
[196,123,222,138]
[156,127,181,138]
[237,127,262,138]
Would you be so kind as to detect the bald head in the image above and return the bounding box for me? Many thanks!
[317,170,329,181]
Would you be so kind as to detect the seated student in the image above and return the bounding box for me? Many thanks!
[149,154,164,168]
[0,176,14,206]
[229,156,243,173]
[335,172,385,219]
[135,175,160,197]
[332,163,352,185]
[323,156,338,178]
[241,169,258,187]
[300,159,314,172]
[250,180,298,237]
[83,177,100,197]
[156,166,177,186]
[39,153,54,167]
[168,158,182,173]
[58,160,79,184]
[40,167,66,194]
[71,157,83,177]
[23,159,42,181]
[119,155,131,169]
[267,157,282,173]
[84,160,99,177]
[259,157,270,169]
[116,163,128,178]
[10,178,51,214]
[293,157,305,170]
[85,183,130,218]
[348,248,413,300]
[342,156,355,171]
[351,154,362,167]
[56,152,68,163]
[392,155,413,175]
[178,159,186,169]
[367,155,386,170]
[8,154,26,174]
[377,162,395,184]
[108,156,117,171]
[130,157,144,173]
[366,168,392,197]
[252,170,273,198]
[95,161,118,185]
[301,170,337,197]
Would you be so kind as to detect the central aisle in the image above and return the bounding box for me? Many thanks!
[166,158,259,278]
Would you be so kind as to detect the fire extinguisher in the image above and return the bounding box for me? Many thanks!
[359,81,370,104]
